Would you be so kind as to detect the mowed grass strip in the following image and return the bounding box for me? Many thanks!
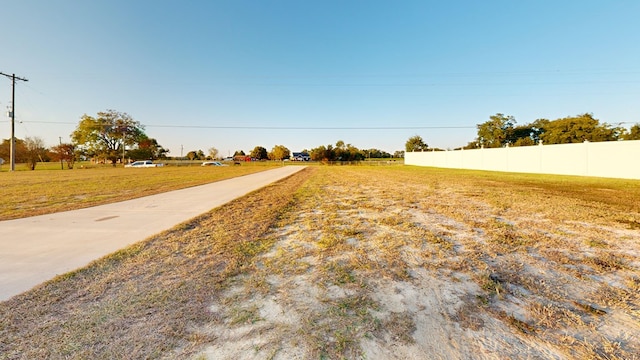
[0,163,278,220]
[0,167,314,359]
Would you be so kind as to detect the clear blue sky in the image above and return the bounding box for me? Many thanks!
[2,0,639,157]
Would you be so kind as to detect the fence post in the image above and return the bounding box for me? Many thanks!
[505,143,509,172]
[584,140,590,176]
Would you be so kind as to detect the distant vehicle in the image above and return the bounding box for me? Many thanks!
[125,160,164,168]
[201,161,228,167]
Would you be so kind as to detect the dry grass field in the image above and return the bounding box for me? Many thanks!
[0,164,272,220]
[1,165,639,359]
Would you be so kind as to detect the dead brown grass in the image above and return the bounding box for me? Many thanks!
[1,165,639,359]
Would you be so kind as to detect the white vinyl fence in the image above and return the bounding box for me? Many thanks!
[405,140,640,180]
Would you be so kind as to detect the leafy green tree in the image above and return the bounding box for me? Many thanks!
[476,113,516,148]
[364,148,391,158]
[529,118,550,144]
[186,151,197,160]
[71,110,147,165]
[233,150,246,157]
[511,124,538,146]
[405,135,428,152]
[334,141,365,161]
[346,144,366,161]
[250,146,268,160]
[50,143,76,169]
[309,145,327,161]
[539,113,623,144]
[0,139,11,161]
[309,144,336,161]
[624,124,640,140]
[393,150,405,158]
[127,136,168,160]
[268,145,290,160]
[191,150,203,160]
[334,140,347,160]
[0,138,28,163]
[463,140,481,149]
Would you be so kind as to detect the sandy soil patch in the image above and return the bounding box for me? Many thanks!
[192,167,639,359]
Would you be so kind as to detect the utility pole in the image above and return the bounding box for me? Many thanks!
[1,72,29,171]
[59,136,64,170]
[122,130,126,166]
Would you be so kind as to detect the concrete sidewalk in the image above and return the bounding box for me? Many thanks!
[0,166,306,301]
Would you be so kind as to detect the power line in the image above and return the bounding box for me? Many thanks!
[14,121,476,130]
[147,124,477,130]
[10,120,640,130]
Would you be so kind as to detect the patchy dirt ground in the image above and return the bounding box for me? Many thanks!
[192,167,640,359]
[1,166,639,359]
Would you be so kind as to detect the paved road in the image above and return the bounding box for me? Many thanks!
[0,166,306,301]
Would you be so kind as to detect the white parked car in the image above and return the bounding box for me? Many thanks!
[125,160,164,168]
[201,161,228,167]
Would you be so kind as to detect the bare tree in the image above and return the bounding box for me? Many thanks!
[208,147,219,160]
[24,137,46,170]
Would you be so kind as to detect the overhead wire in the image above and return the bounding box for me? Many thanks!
[10,120,477,130]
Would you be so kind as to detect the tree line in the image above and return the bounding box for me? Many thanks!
[306,140,399,162]
[406,113,640,152]
[0,109,403,170]
[184,145,293,161]
[186,142,399,163]
[9,109,633,170]
[0,137,50,170]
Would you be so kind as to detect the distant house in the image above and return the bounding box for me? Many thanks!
[291,152,310,161]
[233,155,252,162]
